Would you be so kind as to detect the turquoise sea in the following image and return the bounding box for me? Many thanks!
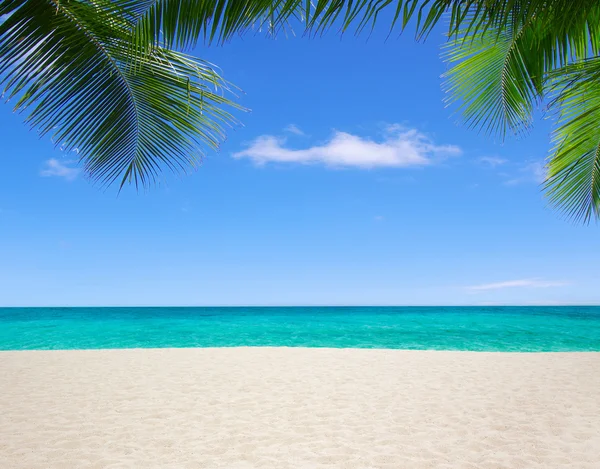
[1,306,600,351]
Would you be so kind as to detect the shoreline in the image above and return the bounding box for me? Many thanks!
[2,346,600,353]
[2,348,599,468]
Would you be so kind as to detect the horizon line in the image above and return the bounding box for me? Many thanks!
[1,304,599,308]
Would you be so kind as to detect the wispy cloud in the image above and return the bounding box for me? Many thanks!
[180,200,192,213]
[233,125,461,169]
[466,278,569,291]
[284,124,305,136]
[504,161,547,186]
[40,159,79,181]
[374,215,384,222]
[479,156,507,168]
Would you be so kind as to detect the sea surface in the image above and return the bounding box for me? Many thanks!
[1,306,599,351]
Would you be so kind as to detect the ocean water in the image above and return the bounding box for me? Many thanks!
[0,306,599,352]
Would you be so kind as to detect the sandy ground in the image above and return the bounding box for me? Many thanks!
[1,348,599,469]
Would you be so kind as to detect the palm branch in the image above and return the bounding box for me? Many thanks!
[442,2,600,222]
[1,0,241,189]
[546,59,600,222]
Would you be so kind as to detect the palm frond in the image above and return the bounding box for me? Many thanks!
[1,0,241,189]
[546,58,600,223]
[414,0,600,40]
[442,2,600,139]
[130,0,600,52]
[442,23,541,137]
[131,0,305,51]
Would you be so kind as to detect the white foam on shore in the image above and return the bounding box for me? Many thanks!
[1,348,599,468]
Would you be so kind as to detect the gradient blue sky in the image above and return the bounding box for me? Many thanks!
[1,16,599,306]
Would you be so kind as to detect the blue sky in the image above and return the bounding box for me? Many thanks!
[1,17,599,306]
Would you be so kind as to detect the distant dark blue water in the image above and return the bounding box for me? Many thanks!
[1,306,599,351]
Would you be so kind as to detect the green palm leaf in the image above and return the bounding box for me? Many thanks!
[132,0,303,51]
[130,0,600,51]
[442,2,600,138]
[442,2,600,221]
[1,0,240,188]
[546,59,600,223]
[442,22,541,137]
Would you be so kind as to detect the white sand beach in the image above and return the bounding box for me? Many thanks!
[1,348,599,468]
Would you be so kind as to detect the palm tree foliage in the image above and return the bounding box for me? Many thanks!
[0,0,241,188]
[442,1,600,222]
[1,0,600,221]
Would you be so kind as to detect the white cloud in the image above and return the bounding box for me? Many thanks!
[526,161,547,183]
[180,200,192,213]
[233,126,461,168]
[40,159,79,181]
[479,156,507,167]
[467,278,569,291]
[374,215,384,222]
[284,124,305,136]
[504,161,547,185]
